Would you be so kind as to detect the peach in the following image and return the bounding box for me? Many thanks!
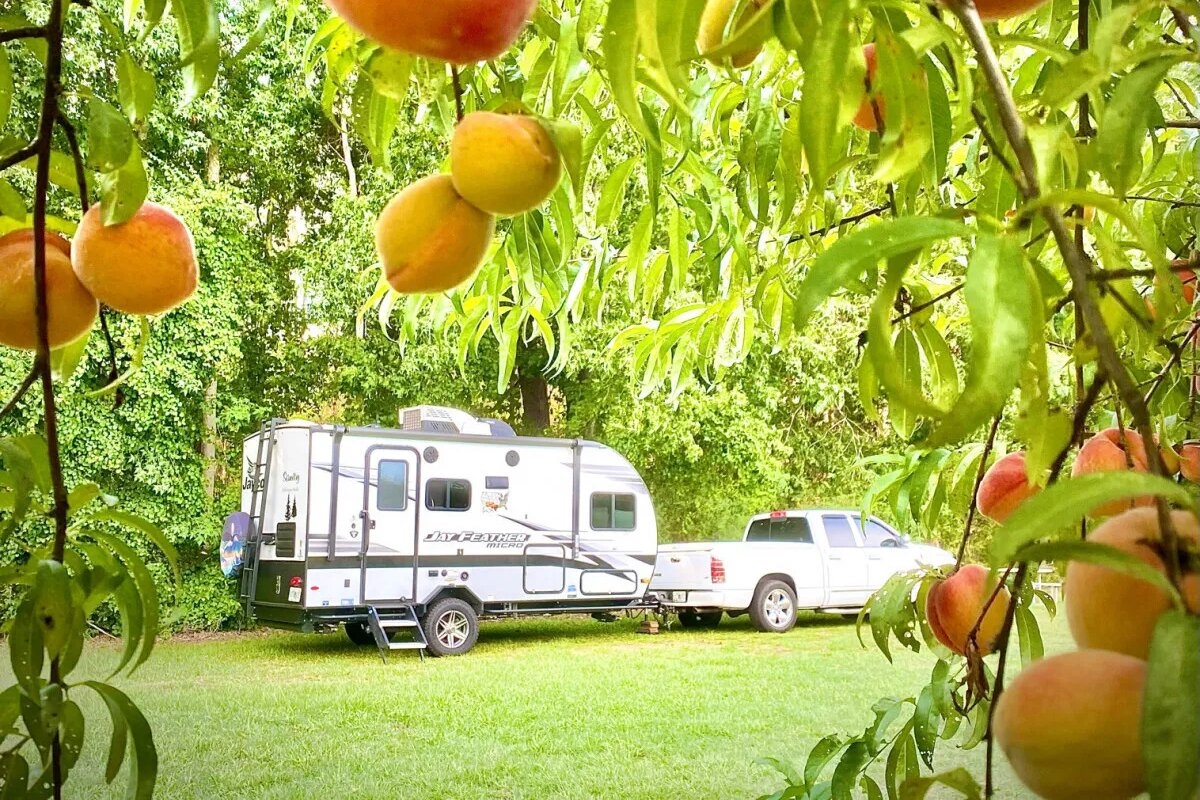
[697,0,771,68]
[323,0,536,64]
[72,202,198,316]
[851,44,883,132]
[450,112,561,217]
[994,649,1146,800]
[0,229,97,350]
[376,174,495,294]
[925,564,1010,656]
[1070,428,1153,517]
[1157,259,1197,305]
[1065,507,1200,659]
[1179,442,1200,483]
[976,451,1040,523]
[951,0,1051,20]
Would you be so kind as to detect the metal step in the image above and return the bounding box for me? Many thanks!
[367,605,428,662]
[385,642,428,650]
[377,619,419,628]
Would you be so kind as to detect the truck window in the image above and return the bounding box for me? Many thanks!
[591,493,636,530]
[746,517,813,543]
[377,460,408,511]
[822,515,860,547]
[862,519,903,548]
[426,478,471,511]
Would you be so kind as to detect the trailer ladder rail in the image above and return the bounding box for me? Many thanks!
[367,605,427,662]
[240,418,281,621]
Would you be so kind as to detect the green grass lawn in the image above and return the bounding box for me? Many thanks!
[4,611,1069,799]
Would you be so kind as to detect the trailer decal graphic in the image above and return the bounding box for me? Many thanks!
[424,532,531,549]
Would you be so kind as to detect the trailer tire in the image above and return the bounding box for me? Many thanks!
[344,622,376,646]
[750,580,797,633]
[678,611,723,629]
[422,597,479,657]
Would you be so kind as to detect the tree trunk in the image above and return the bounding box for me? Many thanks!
[202,379,218,500]
[340,108,358,199]
[205,141,220,184]
[518,366,551,433]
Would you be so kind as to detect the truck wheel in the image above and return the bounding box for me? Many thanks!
[750,580,797,633]
[344,621,375,646]
[678,611,723,629]
[422,597,479,657]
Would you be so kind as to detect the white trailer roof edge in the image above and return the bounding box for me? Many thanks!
[242,420,611,451]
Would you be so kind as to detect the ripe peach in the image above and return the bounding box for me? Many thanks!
[1070,428,1153,517]
[925,564,1010,656]
[955,0,1052,20]
[323,0,536,64]
[376,174,495,294]
[72,202,198,316]
[0,229,97,350]
[1065,507,1200,659]
[697,0,771,68]
[851,44,883,132]
[1180,442,1200,483]
[450,112,561,217]
[994,649,1146,800]
[976,451,1040,524]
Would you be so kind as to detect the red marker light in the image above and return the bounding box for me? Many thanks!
[289,576,303,588]
[770,510,786,519]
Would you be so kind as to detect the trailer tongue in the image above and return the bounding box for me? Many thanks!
[223,407,661,658]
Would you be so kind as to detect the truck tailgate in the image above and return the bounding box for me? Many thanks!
[651,544,716,590]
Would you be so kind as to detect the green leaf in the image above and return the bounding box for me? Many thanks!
[914,323,957,407]
[59,700,85,773]
[98,140,148,226]
[793,217,968,330]
[231,0,275,62]
[798,0,853,188]
[804,735,844,788]
[603,0,658,148]
[0,178,25,222]
[31,560,74,659]
[86,316,150,395]
[93,508,181,587]
[78,529,159,670]
[81,681,156,798]
[0,49,12,131]
[543,119,582,198]
[912,684,939,769]
[884,727,913,800]
[899,768,982,799]
[8,593,44,698]
[890,327,923,440]
[926,236,1032,446]
[1094,57,1182,196]
[1013,604,1043,667]
[596,157,637,228]
[86,98,135,173]
[172,0,221,104]
[49,330,91,383]
[0,753,30,800]
[989,473,1195,565]
[351,77,400,170]
[117,53,156,124]
[1010,540,1186,611]
[871,26,933,183]
[862,775,884,800]
[831,741,869,799]
[1143,611,1200,800]
[363,48,412,100]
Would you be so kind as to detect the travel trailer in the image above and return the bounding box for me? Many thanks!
[225,407,659,657]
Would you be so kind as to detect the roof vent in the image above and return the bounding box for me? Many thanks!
[398,406,506,436]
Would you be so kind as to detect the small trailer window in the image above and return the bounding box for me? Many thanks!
[377,460,409,511]
[426,479,471,511]
[591,493,636,530]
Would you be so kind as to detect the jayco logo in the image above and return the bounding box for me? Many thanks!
[242,457,267,491]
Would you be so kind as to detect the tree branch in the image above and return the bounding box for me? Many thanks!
[450,65,465,123]
[0,26,46,44]
[1161,119,1200,129]
[55,110,89,214]
[1144,319,1200,406]
[891,282,965,324]
[982,564,1029,797]
[956,414,1002,568]
[0,144,38,173]
[0,358,41,421]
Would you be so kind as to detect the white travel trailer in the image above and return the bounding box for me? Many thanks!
[228,407,658,657]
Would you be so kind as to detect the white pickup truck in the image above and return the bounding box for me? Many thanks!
[649,509,955,632]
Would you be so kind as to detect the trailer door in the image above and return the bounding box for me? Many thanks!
[360,446,420,603]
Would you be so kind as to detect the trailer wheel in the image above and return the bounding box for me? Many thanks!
[677,611,723,629]
[344,622,375,646]
[750,580,797,633]
[422,597,479,657]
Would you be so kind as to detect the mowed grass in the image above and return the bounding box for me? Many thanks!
[3,611,1069,799]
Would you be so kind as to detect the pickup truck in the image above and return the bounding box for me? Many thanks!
[649,509,955,632]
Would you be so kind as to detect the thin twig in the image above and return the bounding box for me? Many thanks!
[970,106,1020,187]
[55,110,89,214]
[982,563,1030,797]
[0,26,45,43]
[1090,262,1199,281]
[98,308,122,401]
[1170,7,1193,38]
[0,144,38,173]
[1161,119,1200,129]
[1048,371,1107,482]
[0,359,41,421]
[956,414,1003,568]
[891,282,966,324]
[1145,320,1200,405]
[450,65,465,123]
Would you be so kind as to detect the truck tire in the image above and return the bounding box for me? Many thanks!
[678,611,723,629]
[422,597,479,657]
[344,621,375,646]
[750,580,797,633]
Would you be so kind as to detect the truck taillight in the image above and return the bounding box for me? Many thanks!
[710,557,726,584]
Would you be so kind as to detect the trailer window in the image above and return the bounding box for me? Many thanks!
[591,493,636,530]
[426,479,471,511]
[377,460,408,511]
